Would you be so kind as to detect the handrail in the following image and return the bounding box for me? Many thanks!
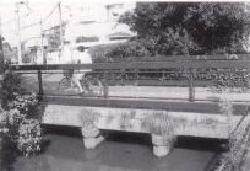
[9,57,250,102]
[10,60,250,71]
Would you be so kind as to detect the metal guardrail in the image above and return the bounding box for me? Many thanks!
[8,57,250,102]
[9,60,250,71]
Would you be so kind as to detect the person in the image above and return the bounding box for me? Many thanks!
[228,54,238,60]
[71,72,86,94]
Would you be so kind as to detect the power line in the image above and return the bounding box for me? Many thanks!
[2,1,34,25]
[42,3,59,23]
[18,4,57,30]
[3,2,122,31]
[1,11,33,25]
[21,21,40,29]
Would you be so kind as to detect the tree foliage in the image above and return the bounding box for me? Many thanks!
[118,2,250,56]
[0,70,23,110]
[0,69,45,157]
[89,41,152,61]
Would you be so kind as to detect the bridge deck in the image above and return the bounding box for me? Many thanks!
[42,103,249,139]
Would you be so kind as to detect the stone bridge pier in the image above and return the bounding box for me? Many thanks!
[79,109,104,149]
[152,134,173,157]
[81,124,104,149]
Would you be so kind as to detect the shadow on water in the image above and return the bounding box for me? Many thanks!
[42,124,82,137]
[0,133,18,171]
[44,125,151,145]
[175,136,227,153]
[43,125,226,152]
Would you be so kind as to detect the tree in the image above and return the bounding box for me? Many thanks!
[0,70,22,110]
[184,2,250,53]
[0,36,4,74]
[119,2,250,56]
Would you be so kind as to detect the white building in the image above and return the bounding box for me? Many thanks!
[57,1,136,64]
[22,1,136,64]
[24,37,49,64]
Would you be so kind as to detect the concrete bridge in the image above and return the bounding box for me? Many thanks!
[39,95,250,157]
[42,100,246,139]
[10,58,250,157]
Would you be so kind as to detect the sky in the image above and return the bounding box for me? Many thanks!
[0,0,136,47]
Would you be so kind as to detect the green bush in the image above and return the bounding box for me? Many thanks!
[0,68,45,157]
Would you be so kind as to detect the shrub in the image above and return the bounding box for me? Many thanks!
[0,70,45,157]
[89,40,152,61]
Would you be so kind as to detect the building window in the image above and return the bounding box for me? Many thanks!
[76,37,99,43]
[109,37,128,41]
[30,48,37,53]
[77,46,88,52]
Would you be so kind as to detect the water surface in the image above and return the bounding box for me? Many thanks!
[12,132,217,171]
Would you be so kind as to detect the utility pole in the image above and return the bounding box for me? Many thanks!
[105,5,111,22]
[16,2,23,64]
[58,1,64,63]
[0,15,4,77]
[39,18,44,64]
[0,14,4,108]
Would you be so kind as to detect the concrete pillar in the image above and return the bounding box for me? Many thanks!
[81,123,104,149]
[151,134,173,157]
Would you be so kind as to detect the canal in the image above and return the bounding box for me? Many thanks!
[1,127,223,171]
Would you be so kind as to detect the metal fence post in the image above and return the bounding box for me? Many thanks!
[103,71,109,98]
[38,70,43,100]
[189,68,195,102]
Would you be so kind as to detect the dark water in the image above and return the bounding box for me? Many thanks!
[1,128,222,171]
[0,134,18,171]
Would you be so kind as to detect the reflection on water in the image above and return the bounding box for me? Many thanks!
[0,134,18,171]
[10,131,218,171]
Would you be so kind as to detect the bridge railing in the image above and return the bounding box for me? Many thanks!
[10,59,250,71]
[9,56,250,102]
